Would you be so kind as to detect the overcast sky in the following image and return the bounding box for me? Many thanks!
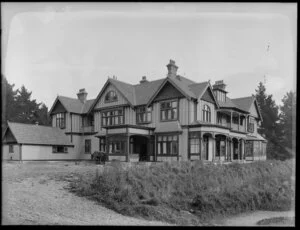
[2,3,297,109]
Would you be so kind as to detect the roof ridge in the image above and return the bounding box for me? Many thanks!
[58,95,78,99]
[133,78,165,86]
[8,121,57,128]
[109,77,134,86]
[231,95,255,100]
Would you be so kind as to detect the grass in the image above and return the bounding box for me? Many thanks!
[68,159,294,225]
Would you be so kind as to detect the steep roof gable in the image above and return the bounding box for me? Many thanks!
[231,96,262,119]
[88,78,135,113]
[4,122,74,146]
[49,96,95,115]
[134,79,165,105]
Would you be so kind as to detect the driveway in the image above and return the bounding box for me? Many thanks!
[1,161,170,225]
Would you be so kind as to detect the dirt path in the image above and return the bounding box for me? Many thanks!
[1,162,170,225]
[214,210,295,226]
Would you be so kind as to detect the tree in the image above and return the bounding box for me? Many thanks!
[255,82,280,138]
[255,81,289,160]
[2,77,52,127]
[2,75,18,127]
[279,91,296,153]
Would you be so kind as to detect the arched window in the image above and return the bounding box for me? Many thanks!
[202,104,211,122]
[105,90,118,102]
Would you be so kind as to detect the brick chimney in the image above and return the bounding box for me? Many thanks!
[166,59,178,77]
[77,88,88,103]
[212,80,227,92]
[140,76,149,84]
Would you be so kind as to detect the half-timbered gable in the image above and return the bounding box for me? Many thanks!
[153,81,185,102]
[94,83,131,110]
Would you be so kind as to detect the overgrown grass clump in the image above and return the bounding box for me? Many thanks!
[69,160,294,225]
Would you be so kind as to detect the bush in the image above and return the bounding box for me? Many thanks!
[69,160,294,225]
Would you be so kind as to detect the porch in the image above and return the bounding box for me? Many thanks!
[96,125,155,162]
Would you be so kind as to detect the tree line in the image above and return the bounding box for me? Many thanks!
[2,75,51,131]
[255,82,296,160]
[1,76,296,160]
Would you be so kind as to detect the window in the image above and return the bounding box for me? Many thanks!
[248,117,255,133]
[216,136,226,157]
[56,113,65,129]
[217,113,222,124]
[136,106,152,123]
[108,141,125,154]
[202,105,211,122]
[102,109,124,126]
[105,90,118,103]
[157,135,178,155]
[89,115,94,126]
[232,116,239,124]
[99,137,106,152]
[85,139,91,154]
[189,132,200,154]
[240,117,243,126]
[53,146,68,153]
[160,100,178,121]
[9,145,14,153]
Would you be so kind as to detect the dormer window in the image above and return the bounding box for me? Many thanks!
[105,90,118,103]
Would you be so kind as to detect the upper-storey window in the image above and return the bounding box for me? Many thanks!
[160,100,178,121]
[248,117,255,133]
[105,90,118,103]
[202,105,211,122]
[56,113,65,129]
[136,106,152,123]
[102,109,124,126]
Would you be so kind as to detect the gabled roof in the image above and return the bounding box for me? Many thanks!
[231,96,262,120]
[49,96,95,115]
[134,79,165,105]
[3,122,74,146]
[231,96,255,112]
[189,81,209,98]
[109,78,136,106]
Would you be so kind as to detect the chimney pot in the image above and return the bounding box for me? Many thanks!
[166,59,178,78]
[140,76,149,84]
[77,88,88,103]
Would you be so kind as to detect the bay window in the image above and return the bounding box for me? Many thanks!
[189,132,200,155]
[102,109,124,126]
[157,134,178,155]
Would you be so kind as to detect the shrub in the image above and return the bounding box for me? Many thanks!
[69,159,294,225]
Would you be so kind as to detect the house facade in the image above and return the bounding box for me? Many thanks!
[48,60,267,162]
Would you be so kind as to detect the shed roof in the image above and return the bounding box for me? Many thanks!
[4,122,74,146]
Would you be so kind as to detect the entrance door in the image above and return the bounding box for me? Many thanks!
[202,136,209,160]
[140,143,148,161]
[233,140,239,160]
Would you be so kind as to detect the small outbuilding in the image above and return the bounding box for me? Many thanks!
[2,121,75,161]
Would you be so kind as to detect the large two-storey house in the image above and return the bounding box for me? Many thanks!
[48,59,267,162]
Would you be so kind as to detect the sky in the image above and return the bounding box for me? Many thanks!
[2,3,297,109]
